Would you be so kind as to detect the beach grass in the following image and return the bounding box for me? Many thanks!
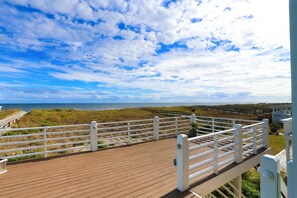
[15,108,154,127]
[14,105,261,128]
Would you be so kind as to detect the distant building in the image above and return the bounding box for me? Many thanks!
[0,106,2,111]
[272,104,292,122]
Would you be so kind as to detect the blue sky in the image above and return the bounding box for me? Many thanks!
[0,0,291,103]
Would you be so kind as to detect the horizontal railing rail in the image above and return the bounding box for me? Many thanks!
[0,124,91,160]
[177,116,269,192]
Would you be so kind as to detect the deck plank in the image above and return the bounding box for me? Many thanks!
[0,137,246,198]
[0,138,190,198]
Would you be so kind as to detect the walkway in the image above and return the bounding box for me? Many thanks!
[0,111,27,130]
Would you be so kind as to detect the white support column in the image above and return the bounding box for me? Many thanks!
[190,113,196,124]
[177,134,189,192]
[212,118,215,133]
[43,128,47,158]
[233,124,243,163]
[290,1,297,197]
[90,121,98,152]
[262,119,269,149]
[153,116,159,140]
[282,119,292,164]
[213,134,219,174]
[260,154,281,198]
[252,127,257,154]
[233,175,242,198]
[175,117,178,136]
[127,121,131,145]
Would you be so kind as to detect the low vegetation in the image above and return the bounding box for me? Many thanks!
[14,108,154,127]
[14,105,261,128]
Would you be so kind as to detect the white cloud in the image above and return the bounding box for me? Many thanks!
[0,0,291,102]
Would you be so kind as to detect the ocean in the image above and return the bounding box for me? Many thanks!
[0,103,223,112]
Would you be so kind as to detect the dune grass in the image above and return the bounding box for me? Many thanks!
[15,108,154,127]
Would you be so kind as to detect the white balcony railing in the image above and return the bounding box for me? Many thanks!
[177,116,269,192]
[0,116,191,161]
[260,118,292,198]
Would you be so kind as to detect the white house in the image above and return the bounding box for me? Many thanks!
[272,104,292,122]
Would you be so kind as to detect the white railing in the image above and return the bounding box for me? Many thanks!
[260,118,292,198]
[282,118,292,164]
[177,116,269,192]
[0,116,191,161]
[0,124,91,160]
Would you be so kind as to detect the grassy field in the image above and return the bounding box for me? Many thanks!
[15,108,154,127]
[0,109,22,120]
[14,105,259,128]
[269,134,286,155]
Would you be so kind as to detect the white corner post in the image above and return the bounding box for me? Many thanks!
[213,134,219,174]
[233,124,243,163]
[282,119,292,164]
[212,118,215,133]
[190,113,196,124]
[90,121,98,152]
[177,134,189,192]
[153,116,159,140]
[127,121,131,145]
[290,0,297,197]
[252,127,257,154]
[175,117,178,136]
[260,154,281,198]
[262,119,269,148]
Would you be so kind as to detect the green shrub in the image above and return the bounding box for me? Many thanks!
[270,122,282,134]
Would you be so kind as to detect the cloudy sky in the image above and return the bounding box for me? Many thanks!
[0,0,291,103]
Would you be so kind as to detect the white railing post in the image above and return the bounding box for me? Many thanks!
[190,113,196,124]
[260,154,281,198]
[234,124,243,163]
[282,118,292,163]
[43,128,47,158]
[127,121,131,145]
[212,118,215,133]
[90,121,98,152]
[252,126,257,154]
[175,117,178,136]
[262,119,269,148]
[213,134,219,174]
[153,116,159,140]
[177,134,189,192]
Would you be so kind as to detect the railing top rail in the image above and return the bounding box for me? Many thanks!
[195,115,260,123]
[188,128,236,142]
[242,122,263,129]
[159,116,188,121]
[0,123,91,132]
[281,117,292,122]
[97,118,154,125]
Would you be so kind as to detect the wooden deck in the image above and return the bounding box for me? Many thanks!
[0,138,196,198]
